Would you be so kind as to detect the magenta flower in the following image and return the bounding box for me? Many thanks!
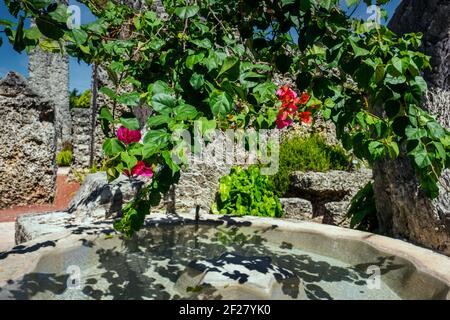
[276,85,297,102]
[117,126,141,145]
[124,161,154,178]
[275,111,293,129]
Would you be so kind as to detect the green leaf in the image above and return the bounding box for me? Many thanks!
[98,106,114,122]
[387,141,400,159]
[174,104,198,121]
[36,15,64,40]
[149,80,173,95]
[143,129,171,147]
[405,126,427,140]
[190,73,204,90]
[190,38,212,49]
[162,150,180,175]
[147,115,171,128]
[349,38,369,58]
[48,4,70,23]
[174,6,200,19]
[391,56,404,74]
[345,0,359,6]
[427,121,446,139]
[209,90,233,116]
[117,92,140,106]
[218,56,239,78]
[13,16,25,52]
[196,117,216,136]
[99,87,117,100]
[151,93,177,113]
[368,141,385,160]
[24,27,42,40]
[120,117,140,130]
[413,147,432,169]
[0,19,15,27]
[121,152,138,170]
[414,76,428,93]
[103,138,125,156]
[186,53,205,70]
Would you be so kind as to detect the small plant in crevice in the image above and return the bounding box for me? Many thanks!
[270,134,351,197]
[56,142,74,167]
[346,182,379,232]
[211,165,283,218]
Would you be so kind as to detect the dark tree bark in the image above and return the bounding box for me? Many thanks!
[372,0,450,255]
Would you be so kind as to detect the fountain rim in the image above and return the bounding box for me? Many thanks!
[1,211,450,297]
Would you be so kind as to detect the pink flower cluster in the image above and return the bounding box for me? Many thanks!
[117,126,141,145]
[275,86,312,129]
[116,126,153,178]
[123,161,154,178]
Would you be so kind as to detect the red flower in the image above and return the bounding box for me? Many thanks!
[281,101,298,114]
[117,126,141,145]
[298,93,310,105]
[276,111,293,129]
[299,111,312,124]
[276,85,297,102]
[124,161,154,178]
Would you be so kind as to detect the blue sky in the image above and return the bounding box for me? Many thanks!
[0,0,401,92]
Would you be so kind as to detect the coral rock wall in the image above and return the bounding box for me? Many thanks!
[0,72,56,208]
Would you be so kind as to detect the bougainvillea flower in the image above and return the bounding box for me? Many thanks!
[117,126,142,145]
[276,111,293,129]
[276,86,297,101]
[298,92,310,105]
[281,102,298,114]
[299,111,312,124]
[123,161,154,178]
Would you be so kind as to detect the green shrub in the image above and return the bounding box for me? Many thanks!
[57,150,73,167]
[211,165,283,218]
[270,134,351,197]
[346,182,378,232]
[69,89,92,109]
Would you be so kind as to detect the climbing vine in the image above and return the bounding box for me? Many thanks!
[1,0,449,237]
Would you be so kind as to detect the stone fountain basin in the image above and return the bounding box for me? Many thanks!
[0,213,449,299]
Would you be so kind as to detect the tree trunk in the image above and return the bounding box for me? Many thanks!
[89,63,99,168]
[372,0,450,255]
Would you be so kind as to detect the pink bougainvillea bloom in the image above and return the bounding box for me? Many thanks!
[132,161,154,177]
[281,102,298,114]
[123,161,154,178]
[276,111,293,129]
[276,86,297,101]
[299,111,312,124]
[117,126,141,145]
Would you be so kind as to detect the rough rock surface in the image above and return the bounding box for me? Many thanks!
[288,169,373,226]
[175,252,306,300]
[68,172,144,222]
[28,47,71,149]
[388,0,450,90]
[15,211,69,244]
[372,0,450,255]
[70,108,105,168]
[0,72,56,208]
[280,198,314,221]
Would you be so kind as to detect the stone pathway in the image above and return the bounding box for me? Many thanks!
[0,172,79,223]
[0,170,80,249]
